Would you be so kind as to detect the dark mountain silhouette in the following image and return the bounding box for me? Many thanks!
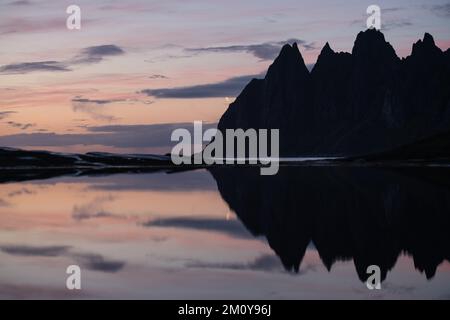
[209,166,450,282]
[218,29,450,157]
[364,130,450,161]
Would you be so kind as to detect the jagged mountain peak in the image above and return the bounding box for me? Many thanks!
[352,28,398,60]
[311,42,348,75]
[423,32,435,46]
[354,28,386,44]
[411,32,442,57]
[266,42,309,80]
[320,42,334,56]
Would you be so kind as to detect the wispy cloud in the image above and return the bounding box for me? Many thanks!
[428,2,450,17]
[149,74,169,79]
[0,45,125,74]
[186,255,318,274]
[72,253,126,273]
[186,38,316,61]
[142,74,263,99]
[7,0,33,6]
[72,97,124,105]
[142,216,253,239]
[71,97,122,122]
[383,20,413,31]
[0,199,11,207]
[0,111,17,120]
[0,245,71,257]
[350,17,412,31]
[6,121,35,130]
[7,187,34,197]
[88,170,217,192]
[186,254,285,273]
[0,244,126,273]
[350,7,411,31]
[0,17,64,35]
[0,122,217,149]
[70,45,125,65]
[0,61,70,74]
[72,195,123,221]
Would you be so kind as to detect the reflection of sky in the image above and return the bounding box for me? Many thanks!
[0,0,449,153]
[0,170,449,299]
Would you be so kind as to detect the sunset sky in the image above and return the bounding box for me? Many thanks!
[0,0,449,154]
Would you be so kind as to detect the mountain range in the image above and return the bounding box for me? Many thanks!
[218,29,450,157]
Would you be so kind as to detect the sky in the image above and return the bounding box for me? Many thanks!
[0,0,449,154]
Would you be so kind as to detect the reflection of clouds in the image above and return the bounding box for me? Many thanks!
[0,244,126,273]
[73,210,121,221]
[186,254,319,274]
[382,282,416,295]
[142,216,254,239]
[72,253,126,273]
[0,245,71,257]
[87,170,217,192]
[7,187,35,197]
[353,282,416,299]
[0,198,10,207]
[0,283,87,300]
[72,195,124,221]
[149,236,169,243]
[186,254,283,272]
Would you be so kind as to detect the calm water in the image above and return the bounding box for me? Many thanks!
[0,166,449,299]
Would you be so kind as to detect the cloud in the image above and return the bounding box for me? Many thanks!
[72,98,120,105]
[350,17,412,31]
[428,3,450,17]
[0,111,17,120]
[0,45,125,74]
[186,39,316,61]
[7,0,32,6]
[72,253,126,273]
[0,61,70,74]
[87,170,218,192]
[71,45,125,65]
[6,121,35,130]
[142,74,263,99]
[72,195,123,221]
[142,216,253,239]
[383,7,404,13]
[0,17,64,35]
[0,245,71,257]
[7,187,34,197]
[186,254,284,272]
[149,74,169,79]
[71,97,126,122]
[0,122,217,149]
[187,255,318,274]
[350,6,410,31]
[0,199,10,207]
[382,20,413,31]
[0,243,126,273]
[73,210,119,221]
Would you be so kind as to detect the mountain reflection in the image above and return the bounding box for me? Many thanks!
[208,166,450,283]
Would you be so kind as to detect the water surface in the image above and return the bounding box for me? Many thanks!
[0,166,449,299]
